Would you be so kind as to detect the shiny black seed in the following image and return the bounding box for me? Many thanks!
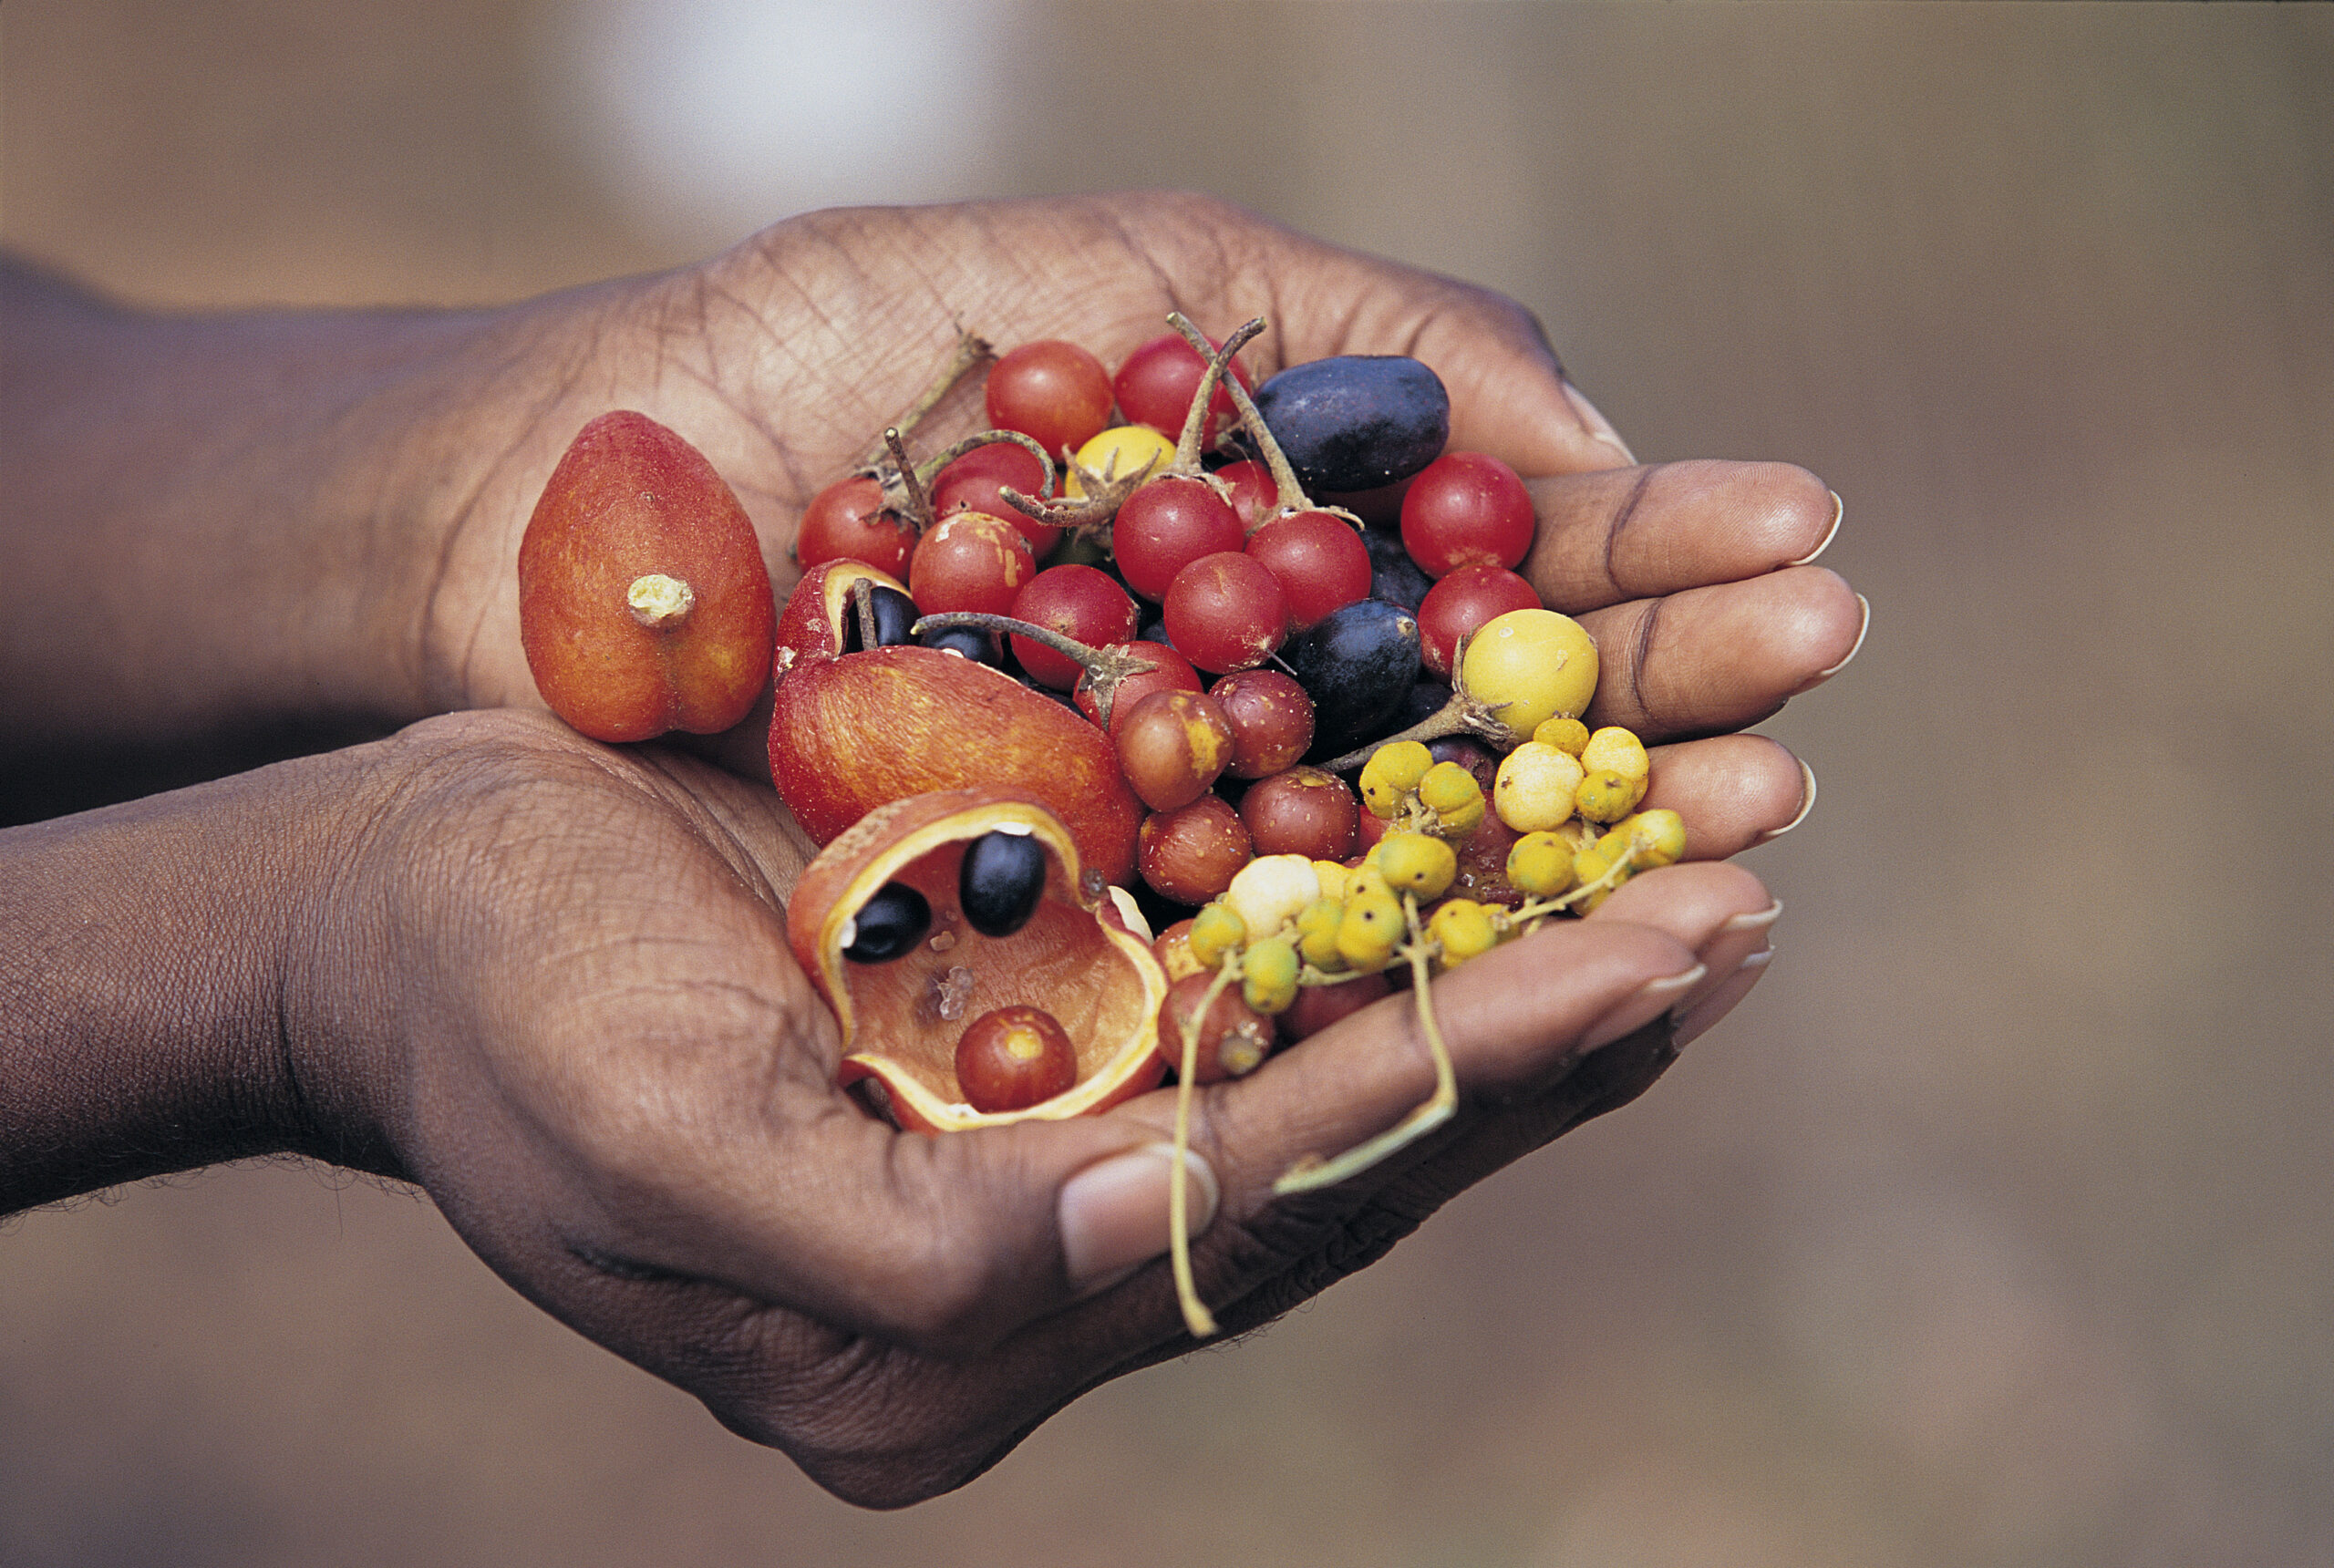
[1251,356,1451,494]
[916,622,1005,667]
[840,584,919,655]
[843,882,931,963]
[959,830,1048,938]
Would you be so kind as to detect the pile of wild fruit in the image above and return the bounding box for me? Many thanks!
[517,315,1682,1335]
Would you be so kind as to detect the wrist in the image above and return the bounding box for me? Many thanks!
[0,743,395,1212]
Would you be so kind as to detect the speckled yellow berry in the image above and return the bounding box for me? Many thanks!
[1242,935,1301,1014]
[1375,831,1458,900]
[1310,860,1351,903]
[1187,901,1246,968]
[1359,740,1435,819]
[1296,897,1348,969]
[1336,892,1405,971]
[1418,761,1483,816]
[1532,717,1590,757]
[1575,769,1647,824]
[1579,726,1649,783]
[1506,830,1578,897]
[1429,899,1500,965]
[1571,844,1631,911]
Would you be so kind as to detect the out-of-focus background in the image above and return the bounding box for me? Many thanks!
[5,4,2329,1565]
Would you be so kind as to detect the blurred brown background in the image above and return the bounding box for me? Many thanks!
[5,4,2329,1565]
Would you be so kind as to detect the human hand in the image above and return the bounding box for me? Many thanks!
[274,709,1777,1505]
[386,191,1859,798]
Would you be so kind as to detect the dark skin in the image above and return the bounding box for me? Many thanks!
[0,192,1856,1506]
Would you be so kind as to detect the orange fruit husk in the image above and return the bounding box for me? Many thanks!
[789,788,1168,1131]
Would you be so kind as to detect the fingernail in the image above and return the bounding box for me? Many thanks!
[1581,963,1706,1052]
[1059,1142,1218,1295]
[1784,490,1844,567]
[1672,948,1774,1048]
[1815,594,1871,680]
[1720,899,1784,934]
[1756,759,1818,843]
[1561,379,1637,466]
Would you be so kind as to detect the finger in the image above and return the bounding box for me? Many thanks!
[1585,859,1779,1020]
[1523,460,1841,614]
[1640,733,1815,857]
[1238,220,1632,476]
[1576,565,1868,741]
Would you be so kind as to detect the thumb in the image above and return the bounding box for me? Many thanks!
[648,1104,1217,1359]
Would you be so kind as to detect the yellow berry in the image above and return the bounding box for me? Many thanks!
[1579,726,1649,783]
[1571,844,1631,912]
[1609,809,1687,870]
[1375,830,1458,900]
[1417,760,1483,816]
[1435,797,1486,836]
[1066,425,1173,496]
[1575,769,1647,824]
[1223,853,1321,943]
[1187,901,1246,968]
[1506,830,1578,897]
[1494,742,1587,833]
[1296,897,1347,969]
[1532,717,1590,756]
[1428,898,1499,965]
[1347,861,1392,903]
[1460,608,1600,738]
[1310,860,1351,903]
[1359,740,1434,819]
[1242,935,1301,1015]
[1336,892,1405,971]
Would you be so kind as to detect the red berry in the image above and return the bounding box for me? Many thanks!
[1212,459,1276,531]
[955,1005,1079,1113]
[986,341,1113,460]
[1244,511,1372,631]
[909,511,1036,617]
[1206,667,1314,778]
[1008,564,1136,689]
[1399,452,1535,577]
[1113,474,1244,602]
[933,442,1059,557]
[1074,640,1203,734]
[1114,688,1234,810]
[797,473,914,576]
[1112,331,1253,448]
[1417,562,1542,676]
[1162,552,1287,675]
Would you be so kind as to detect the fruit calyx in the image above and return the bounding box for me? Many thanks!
[1170,314,1364,537]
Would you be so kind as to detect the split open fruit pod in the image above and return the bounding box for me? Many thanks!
[790,787,1170,1132]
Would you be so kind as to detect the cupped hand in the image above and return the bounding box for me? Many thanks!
[325,708,1776,1506]
[403,191,1858,816]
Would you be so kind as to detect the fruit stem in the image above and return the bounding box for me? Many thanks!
[1168,316,1266,473]
[1170,313,1310,515]
[914,428,1058,498]
[1171,959,1240,1340]
[1000,444,1159,535]
[851,327,993,472]
[883,428,935,532]
[1273,895,1458,1194]
[910,611,1161,722]
[852,574,879,655]
[625,573,695,629]
[1317,687,1520,775]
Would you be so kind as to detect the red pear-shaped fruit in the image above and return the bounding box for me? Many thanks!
[519,411,774,742]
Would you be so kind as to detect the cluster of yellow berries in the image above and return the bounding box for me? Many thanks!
[1161,719,1689,1026]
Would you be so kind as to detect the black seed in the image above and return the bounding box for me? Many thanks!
[840,584,919,654]
[916,622,1004,667]
[960,830,1048,938]
[844,882,931,963]
[1251,356,1451,494]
